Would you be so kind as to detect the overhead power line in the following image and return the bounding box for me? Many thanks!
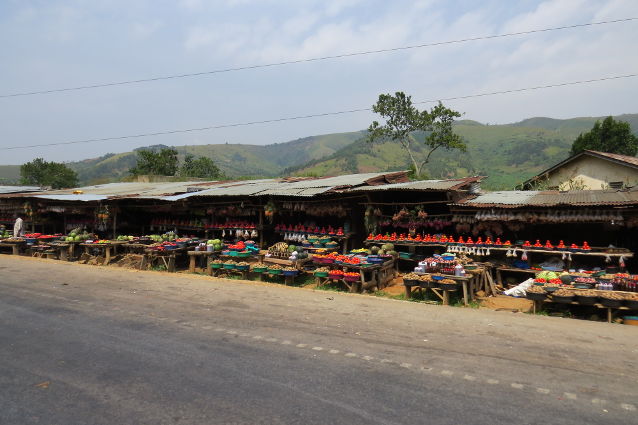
[1,17,636,99]
[2,72,636,151]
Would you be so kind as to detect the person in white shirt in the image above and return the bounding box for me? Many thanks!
[14,215,24,237]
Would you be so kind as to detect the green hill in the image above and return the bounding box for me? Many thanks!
[3,114,637,189]
[288,114,638,189]
[0,165,20,184]
[68,131,364,184]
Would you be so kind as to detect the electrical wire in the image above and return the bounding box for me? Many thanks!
[2,72,635,151]
[0,17,635,99]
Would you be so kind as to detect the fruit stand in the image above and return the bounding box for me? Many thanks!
[312,252,396,293]
[79,240,128,265]
[140,246,189,272]
[0,238,26,255]
[526,284,638,323]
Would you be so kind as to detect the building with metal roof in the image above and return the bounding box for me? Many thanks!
[453,188,638,209]
[344,177,482,193]
[0,185,41,195]
[521,150,638,191]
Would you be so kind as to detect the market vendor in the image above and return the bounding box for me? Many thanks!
[13,214,24,237]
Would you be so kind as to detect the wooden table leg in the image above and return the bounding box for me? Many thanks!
[189,256,196,273]
[207,258,212,276]
[12,245,19,255]
[168,256,176,273]
[442,290,450,306]
[405,284,412,299]
[462,281,469,306]
[607,308,612,323]
[59,247,68,261]
[140,254,148,270]
[469,277,475,301]
[104,247,111,265]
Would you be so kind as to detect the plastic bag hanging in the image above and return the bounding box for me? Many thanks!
[619,255,626,268]
[605,255,612,263]
[521,250,528,261]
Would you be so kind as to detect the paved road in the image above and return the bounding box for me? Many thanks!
[1,256,637,424]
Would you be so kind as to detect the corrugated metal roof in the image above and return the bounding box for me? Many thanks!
[17,181,215,199]
[160,172,410,200]
[455,190,638,208]
[0,185,41,194]
[345,177,481,192]
[1,172,411,202]
[33,194,108,202]
[587,150,638,167]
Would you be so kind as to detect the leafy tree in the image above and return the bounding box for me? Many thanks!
[20,158,78,189]
[129,148,179,176]
[570,116,638,156]
[179,154,224,179]
[367,92,466,178]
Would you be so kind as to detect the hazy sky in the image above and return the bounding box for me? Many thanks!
[1,0,637,164]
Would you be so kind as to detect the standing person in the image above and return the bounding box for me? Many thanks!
[14,215,24,237]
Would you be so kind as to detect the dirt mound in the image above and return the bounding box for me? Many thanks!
[478,295,533,313]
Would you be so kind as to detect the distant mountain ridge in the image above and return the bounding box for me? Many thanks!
[1,114,636,189]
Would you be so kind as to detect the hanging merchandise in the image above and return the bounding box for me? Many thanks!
[264,200,277,223]
[364,206,378,234]
[471,208,624,224]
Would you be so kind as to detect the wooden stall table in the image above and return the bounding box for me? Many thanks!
[29,244,58,260]
[79,241,127,265]
[404,273,476,306]
[186,250,220,273]
[49,241,82,261]
[325,259,395,293]
[263,256,312,271]
[140,247,188,272]
[49,242,69,261]
[531,298,636,323]
[0,240,26,255]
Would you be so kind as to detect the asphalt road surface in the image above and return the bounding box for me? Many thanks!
[1,255,637,425]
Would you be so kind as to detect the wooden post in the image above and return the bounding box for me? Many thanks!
[405,284,412,299]
[607,308,612,323]
[442,290,450,305]
[104,246,111,265]
[112,210,117,240]
[59,247,68,261]
[189,254,196,273]
[462,281,469,306]
[258,208,264,247]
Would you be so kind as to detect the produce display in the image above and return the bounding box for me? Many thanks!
[251,263,268,272]
[64,230,92,242]
[276,224,345,237]
[366,233,608,253]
